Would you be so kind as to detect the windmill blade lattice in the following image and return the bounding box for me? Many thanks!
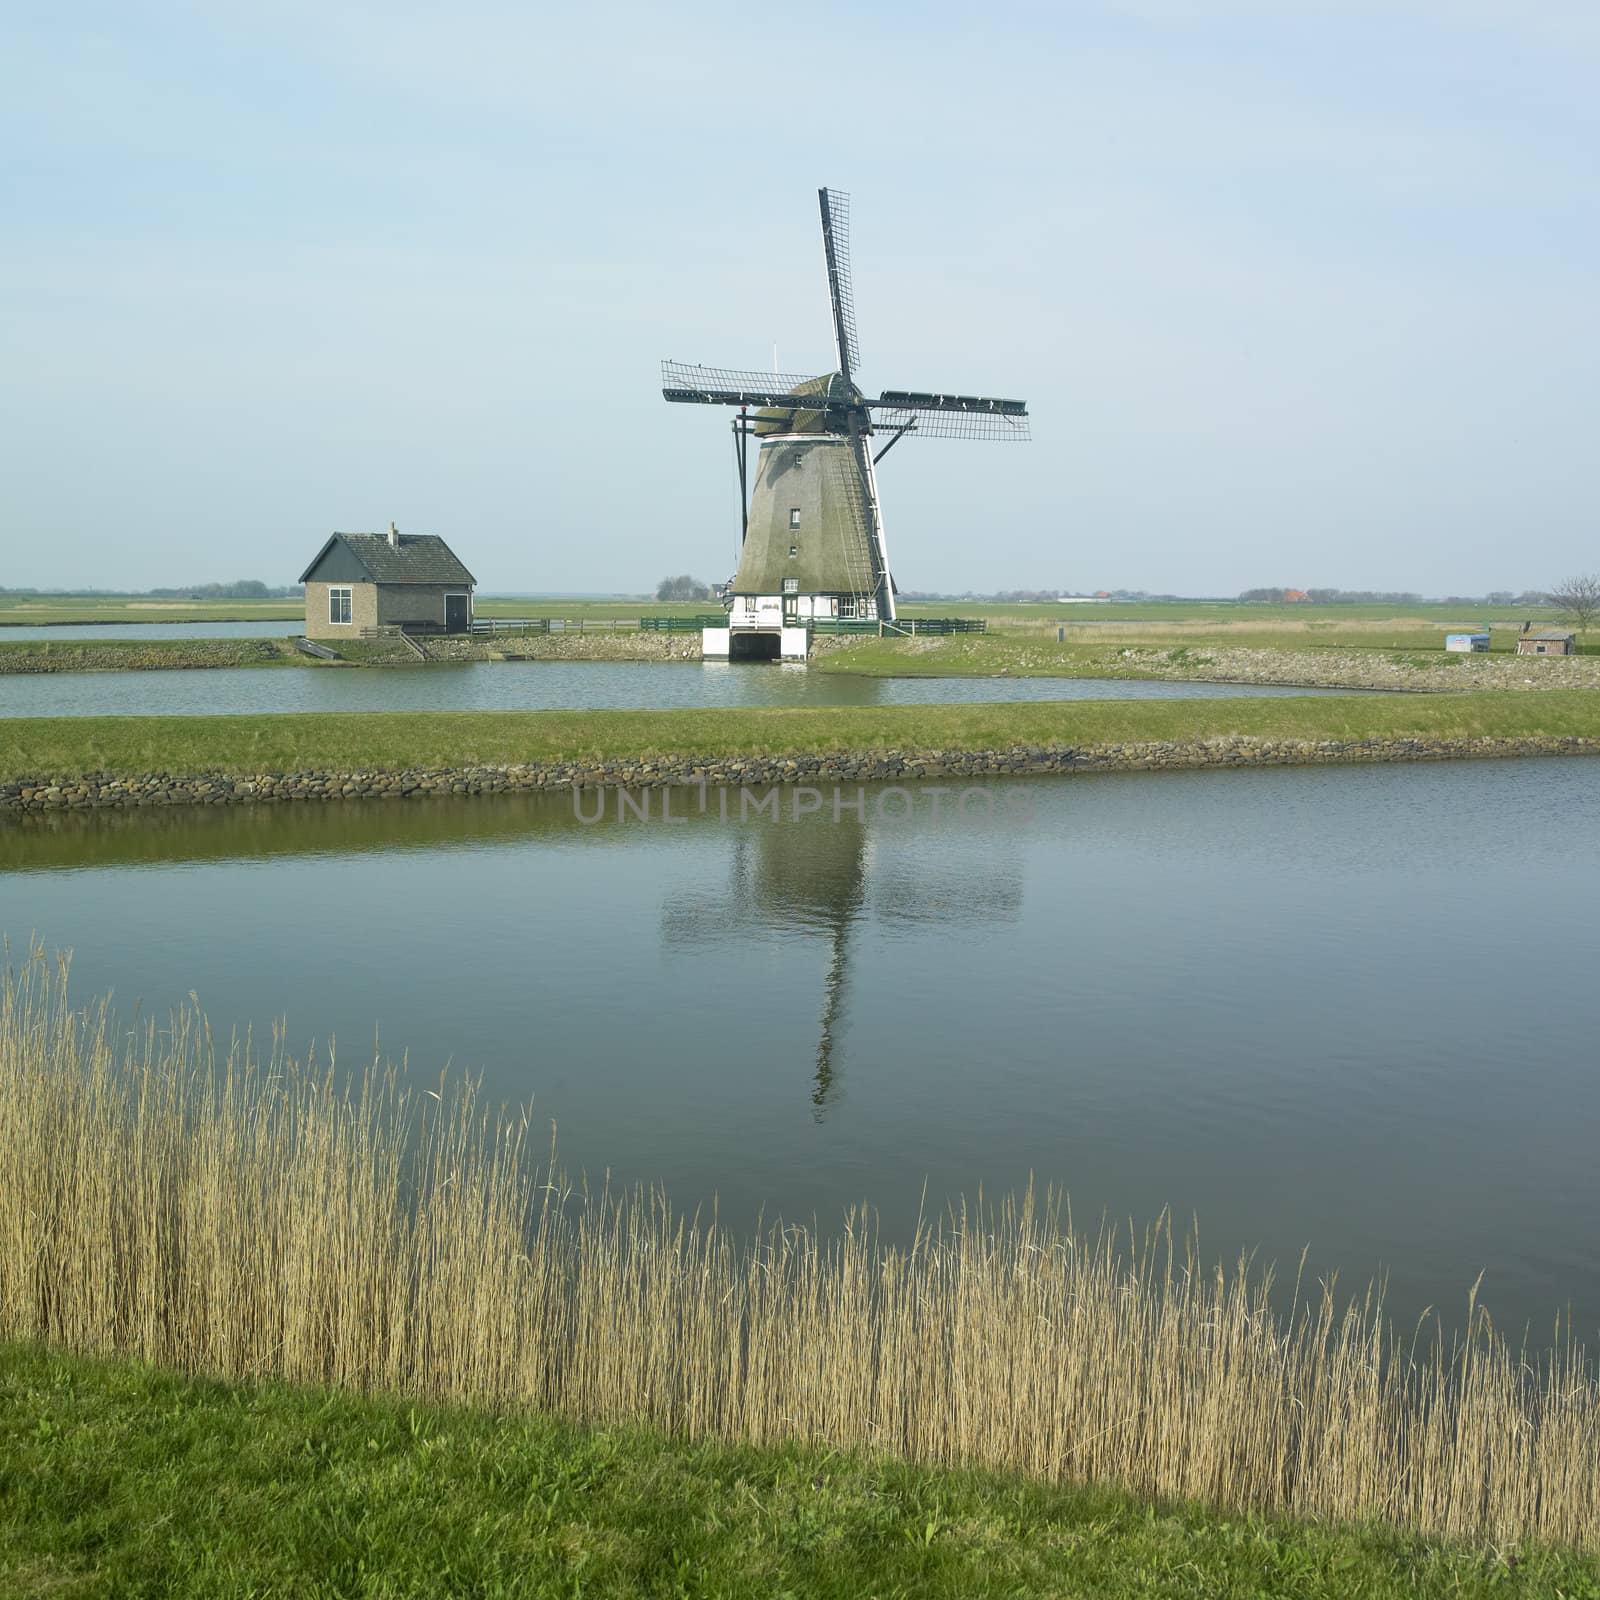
[661,361,847,412]
[869,404,1031,442]
[818,188,860,381]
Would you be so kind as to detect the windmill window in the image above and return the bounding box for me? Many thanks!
[782,578,799,595]
[789,544,798,558]
[789,508,801,529]
[328,586,352,626]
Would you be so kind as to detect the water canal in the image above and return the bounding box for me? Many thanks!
[4,755,1597,1339]
[0,659,1345,718]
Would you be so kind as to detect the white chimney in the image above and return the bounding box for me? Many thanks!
[388,521,399,548]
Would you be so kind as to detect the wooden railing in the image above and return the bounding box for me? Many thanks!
[813,617,987,637]
[639,615,728,633]
[472,617,683,635]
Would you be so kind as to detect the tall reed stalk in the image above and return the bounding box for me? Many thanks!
[1,946,1594,1550]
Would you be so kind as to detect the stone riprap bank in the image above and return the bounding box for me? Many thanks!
[5,734,1597,812]
[0,640,287,674]
[419,633,701,663]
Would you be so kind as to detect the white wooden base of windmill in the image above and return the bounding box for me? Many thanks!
[700,623,812,661]
[662,188,1029,665]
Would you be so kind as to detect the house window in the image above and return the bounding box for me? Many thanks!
[328,586,353,626]
[782,577,799,595]
[789,508,801,529]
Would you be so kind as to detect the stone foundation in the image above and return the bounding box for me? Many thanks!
[418,634,702,663]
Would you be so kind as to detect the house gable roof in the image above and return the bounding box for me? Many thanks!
[300,532,476,586]
[1525,629,1575,641]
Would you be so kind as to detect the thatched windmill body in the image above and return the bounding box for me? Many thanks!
[663,189,1029,659]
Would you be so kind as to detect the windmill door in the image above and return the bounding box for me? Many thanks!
[445,593,470,633]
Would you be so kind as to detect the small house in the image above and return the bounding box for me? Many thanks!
[300,524,476,640]
[1516,629,1576,657]
[1445,634,1490,653]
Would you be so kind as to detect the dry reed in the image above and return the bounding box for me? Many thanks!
[2,946,1595,1551]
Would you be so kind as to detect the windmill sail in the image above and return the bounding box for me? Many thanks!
[661,362,843,413]
[818,188,860,383]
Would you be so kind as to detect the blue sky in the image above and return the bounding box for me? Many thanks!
[3,1,1596,595]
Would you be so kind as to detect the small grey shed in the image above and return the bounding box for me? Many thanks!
[301,524,476,640]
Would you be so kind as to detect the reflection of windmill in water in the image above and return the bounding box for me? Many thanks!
[663,808,1024,1118]
[663,188,1030,660]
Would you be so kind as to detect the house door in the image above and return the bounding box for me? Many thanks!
[445,593,469,634]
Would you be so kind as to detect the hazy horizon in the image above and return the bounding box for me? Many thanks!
[5,3,1596,595]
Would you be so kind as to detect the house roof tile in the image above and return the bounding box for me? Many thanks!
[300,532,476,586]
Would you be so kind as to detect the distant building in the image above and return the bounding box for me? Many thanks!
[1516,629,1576,656]
[1445,634,1490,652]
[300,525,476,640]
[1284,589,1311,603]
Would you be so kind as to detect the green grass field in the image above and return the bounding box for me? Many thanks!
[0,597,303,627]
[5,1344,1591,1600]
[3,693,1598,783]
[931,600,1558,624]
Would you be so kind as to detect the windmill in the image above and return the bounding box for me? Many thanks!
[663,188,1030,659]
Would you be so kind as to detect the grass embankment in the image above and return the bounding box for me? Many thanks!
[818,634,1599,678]
[0,638,311,674]
[4,692,1600,782]
[3,956,1599,1577]
[7,1346,1596,1600]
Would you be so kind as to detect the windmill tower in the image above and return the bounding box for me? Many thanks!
[663,188,1030,660]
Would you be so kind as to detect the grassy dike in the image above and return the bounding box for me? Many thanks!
[0,637,312,674]
[4,692,1600,785]
[5,1344,1595,1600]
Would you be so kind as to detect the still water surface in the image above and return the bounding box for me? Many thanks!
[0,660,1343,718]
[3,758,1597,1337]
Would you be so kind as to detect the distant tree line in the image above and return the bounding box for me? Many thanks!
[0,580,299,599]
[1237,587,1553,606]
[655,575,714,601]
[147,580,300,599]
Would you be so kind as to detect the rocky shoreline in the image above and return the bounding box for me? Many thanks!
[4,733,1596,812]
[1099,645,1600,692]
[0,639,290,673]
[0,632,702,673]
[813,637,1600,692]
[419,632,701,663]
[6,633,1595,688]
